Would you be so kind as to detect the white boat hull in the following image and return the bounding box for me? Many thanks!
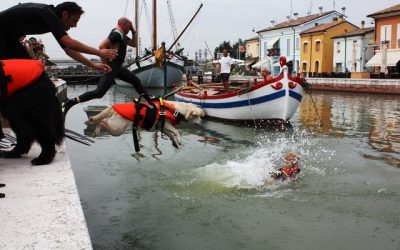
[174,66,304,121]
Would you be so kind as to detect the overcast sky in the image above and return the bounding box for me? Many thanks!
[0,0,399,60]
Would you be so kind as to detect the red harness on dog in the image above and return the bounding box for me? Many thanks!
[112,98,185,152]
[0,59,44,97]
[112,100,182,127]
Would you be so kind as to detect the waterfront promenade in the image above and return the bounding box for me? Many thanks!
[0,134,92,249]
[187,75,400,94]
[305,77,400,94]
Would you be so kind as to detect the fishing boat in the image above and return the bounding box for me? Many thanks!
[174,57,306,122]
[118,0,202,88]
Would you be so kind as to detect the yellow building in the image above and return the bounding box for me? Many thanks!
[300,17,358,76]
[244,36,259,67]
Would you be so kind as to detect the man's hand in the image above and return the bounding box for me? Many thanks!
[94,63,112,73]
[99,48,118,60]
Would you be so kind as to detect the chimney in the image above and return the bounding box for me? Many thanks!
[318,6,323,15]
[270,20,275,27]
[339,15,345,22]
[361,20,365,29]
[315,23,319,27]
[286,15,291,21]
[341,6,346,15]
[294,12,299,20]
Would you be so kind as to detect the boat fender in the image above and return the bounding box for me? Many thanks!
[279,56,287,67]
[0,59,44,98]
[166,52,174,60]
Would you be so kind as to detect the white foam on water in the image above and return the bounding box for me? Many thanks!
[191,130,335,191]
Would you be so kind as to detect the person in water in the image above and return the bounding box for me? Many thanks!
[270,151,301,181]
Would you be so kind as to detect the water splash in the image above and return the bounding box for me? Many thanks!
[190,130,335,191]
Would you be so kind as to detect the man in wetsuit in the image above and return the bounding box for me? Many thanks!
[0,2,117,138]
[63,17,151,114]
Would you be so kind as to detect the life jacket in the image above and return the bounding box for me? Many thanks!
[271,166,301,181]
[112,99,183,129]
[0,59,44,99]
[281,166,301,177]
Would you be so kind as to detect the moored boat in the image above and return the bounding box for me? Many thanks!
[174,57,306,122]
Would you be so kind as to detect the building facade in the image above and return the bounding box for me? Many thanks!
[244,36,259,67]
[332,24,375,73]
[256,9,342,75]
[300,17,358,75]
[366,4,400,73]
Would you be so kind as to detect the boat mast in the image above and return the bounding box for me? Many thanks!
[167,3,203,51]
[135,0,139,57]
[152,0,157,50]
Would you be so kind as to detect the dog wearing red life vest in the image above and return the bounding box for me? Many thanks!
[0,59,64,165]
[85,99,205,149]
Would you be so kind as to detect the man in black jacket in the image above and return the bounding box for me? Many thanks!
[0,2,117,138]
[0,2,117,69]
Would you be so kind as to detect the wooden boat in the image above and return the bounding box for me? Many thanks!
[174,57,306,122]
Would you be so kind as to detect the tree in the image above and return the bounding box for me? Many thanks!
[214,39,245,59]
[214,41,232,59]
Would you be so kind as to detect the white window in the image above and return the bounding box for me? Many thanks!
[263,41,268,57]
[381,25,392,45]
[287,38,291,56]
[295,38,300,50]
[337,42,341,53]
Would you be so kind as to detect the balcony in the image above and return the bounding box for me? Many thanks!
[267,48,280,57]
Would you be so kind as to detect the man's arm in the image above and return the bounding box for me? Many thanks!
[98,38,114,64]
[60,34,117,60]
[125,24,137,48]
[64,48,111,72]
[126,37,137,47]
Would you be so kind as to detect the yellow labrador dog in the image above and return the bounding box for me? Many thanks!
[86,100,205,150]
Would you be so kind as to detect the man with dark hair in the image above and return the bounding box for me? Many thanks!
[63,17,151,114]
[0,2,117,139]
[0,2,116,70]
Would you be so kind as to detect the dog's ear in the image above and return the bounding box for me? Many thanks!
[185,110,204,123]
[184,110,194,120]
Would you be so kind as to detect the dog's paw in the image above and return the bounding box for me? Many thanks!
[172,140,181,149]
[31,156,54,166]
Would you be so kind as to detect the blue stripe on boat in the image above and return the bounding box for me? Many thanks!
[289,90,302,102]
[176,90,289,109]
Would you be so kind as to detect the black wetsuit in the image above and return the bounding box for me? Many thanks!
[77,29,146,102]
[0,3,67,59]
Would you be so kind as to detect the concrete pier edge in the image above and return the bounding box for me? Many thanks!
[0,130,93,249]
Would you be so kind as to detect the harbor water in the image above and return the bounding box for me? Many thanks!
[65,85,400,250]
